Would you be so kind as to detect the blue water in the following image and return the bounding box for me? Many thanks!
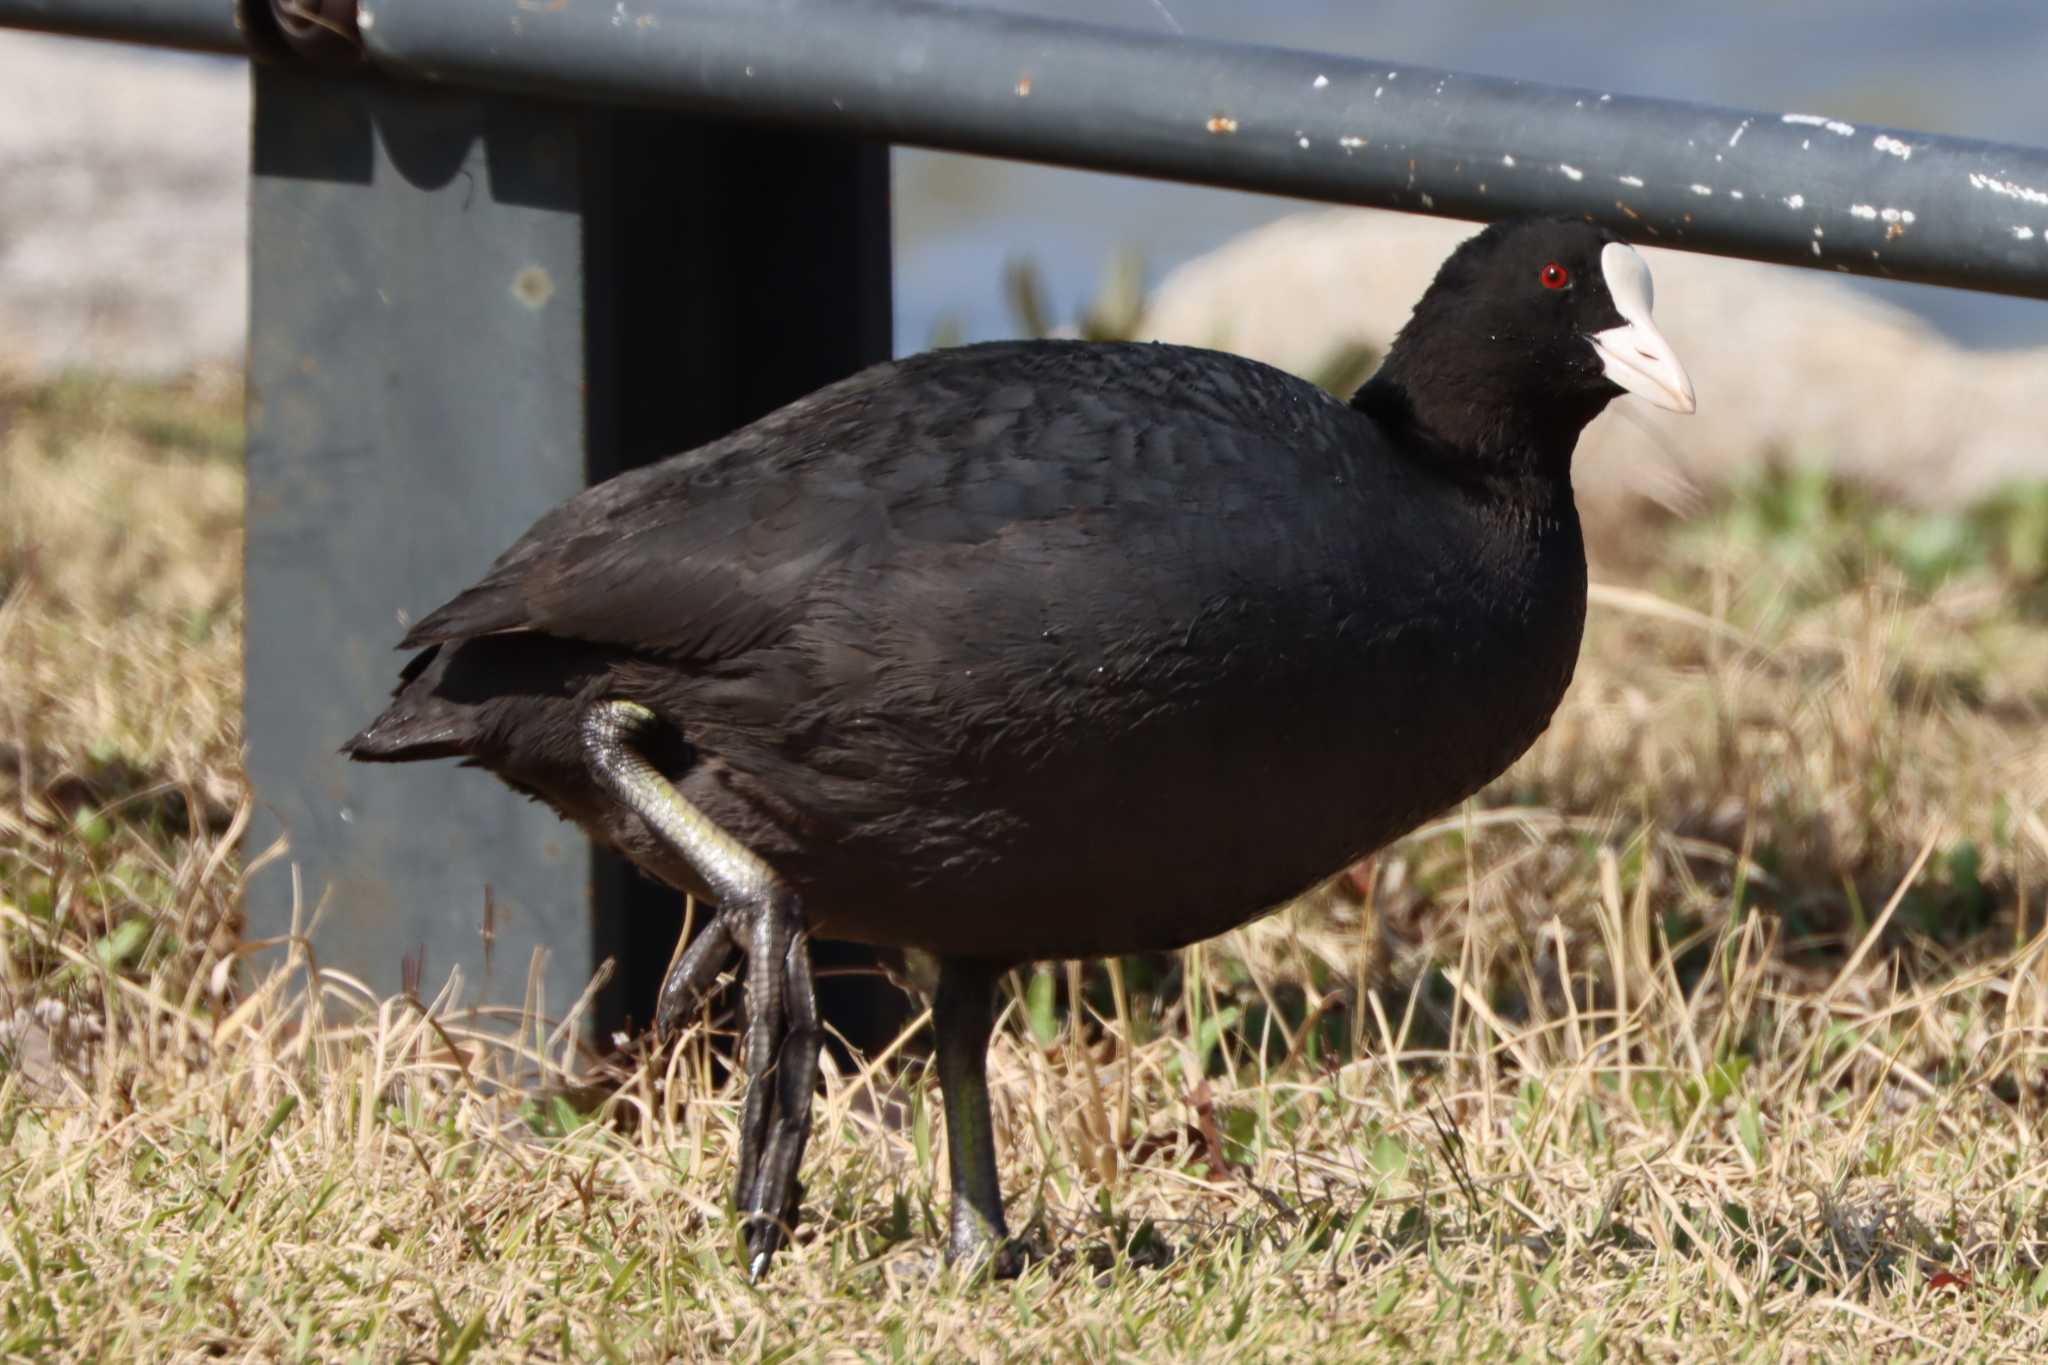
[894,0,2048,352]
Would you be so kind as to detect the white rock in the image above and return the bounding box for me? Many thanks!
[0,31,247,376]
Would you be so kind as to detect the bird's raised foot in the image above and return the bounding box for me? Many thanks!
[581,699,821,1278]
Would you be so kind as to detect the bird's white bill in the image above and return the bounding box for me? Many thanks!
[1589,241,1697,414]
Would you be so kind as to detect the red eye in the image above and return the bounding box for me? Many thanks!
[1540,262,1570,290]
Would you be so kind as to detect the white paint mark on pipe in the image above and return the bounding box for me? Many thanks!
[1728,119,1751,148]
[1502,153,1516,167]
[1783,193,1805,209]
[1783,113,1855,135]
[1849,204,1878,219]
[1690,183,1713,196]
[1969,172,2048,207]
[1559,163,1585,181]
[1313,74,1329,89]
[1872,134,1912,160]
[2016,226,2037,240]
[1617,174,1644,188]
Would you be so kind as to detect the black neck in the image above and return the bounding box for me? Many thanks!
[1350,345,1607,492]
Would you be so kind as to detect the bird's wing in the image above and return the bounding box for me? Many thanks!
[398,340,1355,661]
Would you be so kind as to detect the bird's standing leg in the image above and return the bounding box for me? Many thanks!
[582,700,819,1277]
[932,959,1012,1269]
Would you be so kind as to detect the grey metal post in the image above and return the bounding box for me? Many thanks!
[243,64,892,1041]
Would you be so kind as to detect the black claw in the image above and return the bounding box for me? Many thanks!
[743,1192,801,1275]
[650,898,819,1278]
[653,911,739,1042]
[739,932,821,1272]
[730,904,820,1275]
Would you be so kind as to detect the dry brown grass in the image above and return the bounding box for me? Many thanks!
[4,371,2048,1361]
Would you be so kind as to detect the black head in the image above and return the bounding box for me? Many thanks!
[1357,217,1695,478]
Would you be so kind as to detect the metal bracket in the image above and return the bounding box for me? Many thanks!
[273,1,359,54]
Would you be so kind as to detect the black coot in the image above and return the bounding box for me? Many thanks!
[347,217,1695,1273]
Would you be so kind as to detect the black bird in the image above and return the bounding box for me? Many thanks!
[345,217,1694,1274]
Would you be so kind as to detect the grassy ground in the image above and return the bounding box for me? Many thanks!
[4,368,2048,1362]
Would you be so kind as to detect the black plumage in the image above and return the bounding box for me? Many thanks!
[346,216,1695,1271]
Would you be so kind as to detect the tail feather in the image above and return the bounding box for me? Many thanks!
[342,645,477,763]
[341,710,472,763]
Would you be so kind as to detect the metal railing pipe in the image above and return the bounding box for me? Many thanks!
[6,0,2048,300]
[0,0,247,53]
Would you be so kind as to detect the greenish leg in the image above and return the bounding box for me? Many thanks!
[933,959,1012,1267]
[582,699,819,1278]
